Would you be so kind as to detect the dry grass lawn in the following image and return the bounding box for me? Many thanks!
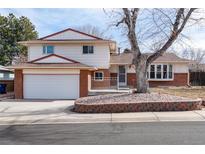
[151,87,205,100]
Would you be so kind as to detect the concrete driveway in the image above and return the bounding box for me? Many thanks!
[1,99,205,125]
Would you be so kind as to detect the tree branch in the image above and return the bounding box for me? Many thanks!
[147,8,197,64]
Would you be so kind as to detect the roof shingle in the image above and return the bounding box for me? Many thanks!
[110,52,190,64]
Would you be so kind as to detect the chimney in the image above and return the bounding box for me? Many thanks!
[118,47,121,55]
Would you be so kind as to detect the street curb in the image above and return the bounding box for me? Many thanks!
[0,118,205,126]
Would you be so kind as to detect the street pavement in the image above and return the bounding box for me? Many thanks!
[0,122,205,144]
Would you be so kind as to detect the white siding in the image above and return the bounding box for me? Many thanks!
[109,65,118,73]
[44,30,96,40]
[23,69,80,74]
[173,63,189,73]
[28,44,110,68]
[35,56,73,63]
[109,65,135,73]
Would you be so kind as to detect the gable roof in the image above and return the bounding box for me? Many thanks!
[8,54,96,70]
[28,54,80,63]
[0,65,12,72]
[110,52,190,64]
[39,28,103,40]
[7,63,96,70]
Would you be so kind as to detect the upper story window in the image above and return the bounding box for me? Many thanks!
[148,64,173,80]
[43,45,54,54]
[83,45,94,54]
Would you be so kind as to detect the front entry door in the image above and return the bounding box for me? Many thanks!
[118,65,126,86]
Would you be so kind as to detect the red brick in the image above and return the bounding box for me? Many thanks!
[126,73,188,87]
[91,69,110,89]
[14,69,23,99]
[80,70,90,97]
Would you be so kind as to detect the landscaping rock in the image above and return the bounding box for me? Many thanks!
[74,93,202,113]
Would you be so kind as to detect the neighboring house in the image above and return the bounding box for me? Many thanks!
[8,28,190,99]
[0,65,14,92]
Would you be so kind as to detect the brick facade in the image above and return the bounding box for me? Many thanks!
[149,73,188,87]
[80,70,90,97]
[110,73,117,86]
[127,73,136,88]
[126,73,188,87]
[91,69,110,89]
[14,69,23,99]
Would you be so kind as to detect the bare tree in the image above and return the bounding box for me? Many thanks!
[111,8,202,93]
[75,24,112,39]
[182,48,205,64]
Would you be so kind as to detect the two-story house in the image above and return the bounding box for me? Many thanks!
[8,28,190,99]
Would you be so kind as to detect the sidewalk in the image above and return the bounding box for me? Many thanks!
[0,99,205,125]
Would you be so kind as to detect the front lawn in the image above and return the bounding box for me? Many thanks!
[151,87,205,100]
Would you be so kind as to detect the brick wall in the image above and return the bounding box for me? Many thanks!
[127,73,136,88]
[126,73,188,87]
[91,69,110,89]
[110,73,117,86]
[149,73,188,87]
[14,69,23,99]
[80,70,90,97]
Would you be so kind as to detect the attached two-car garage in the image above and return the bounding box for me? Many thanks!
[23,74,79,99]
[10,54,94,100]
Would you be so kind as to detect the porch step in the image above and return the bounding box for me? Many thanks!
[118,86,130,90]
[118,87,130,90]
[88,89,132,96]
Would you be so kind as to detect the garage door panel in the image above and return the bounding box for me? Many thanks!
[24,75,79,99]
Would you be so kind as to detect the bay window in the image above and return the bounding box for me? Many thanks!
[150,65,155,79]
[169,64,173,79]
[156,65,162,79]
[148,64,173,80]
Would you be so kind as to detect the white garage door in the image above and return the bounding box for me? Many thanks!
[24,74,79,99]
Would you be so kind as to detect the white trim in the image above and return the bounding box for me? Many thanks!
[42,45,55,55]
[94,71,104,81]
[82,45,95,54]
[118,65,127,86]
[148,79,174,81]
[23,69,80,74]
[148,64,174,80]
[187,72,190,85]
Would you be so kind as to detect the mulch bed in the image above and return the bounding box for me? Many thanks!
[74,93,202,113]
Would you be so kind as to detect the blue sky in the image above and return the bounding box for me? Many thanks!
[0,8,205,52]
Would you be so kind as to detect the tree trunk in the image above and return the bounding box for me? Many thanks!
[134,54,149,93]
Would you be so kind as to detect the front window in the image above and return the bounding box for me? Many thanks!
[156,65,162,79]
[0,73,3,79]
[9,74,14,79]
[163,65,167,79]
[148,64,173,80]
[94,71,104,81]
[150,65,155,79]
[43,45,54,54]
[169,64,173,79]
[83,45,94,54]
